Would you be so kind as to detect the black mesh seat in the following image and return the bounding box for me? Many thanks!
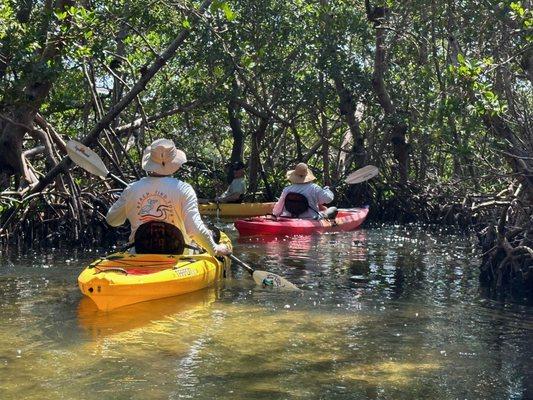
[134,221,185,254]
[284,192,310,217]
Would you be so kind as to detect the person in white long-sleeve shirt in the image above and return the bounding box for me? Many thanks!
[272,162,334,219]
[106,139,230,256]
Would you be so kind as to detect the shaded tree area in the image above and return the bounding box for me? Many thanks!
[0,0,531,298]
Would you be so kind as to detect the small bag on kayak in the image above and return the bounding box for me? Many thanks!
[284,192,311,217]
[134,221,185,254]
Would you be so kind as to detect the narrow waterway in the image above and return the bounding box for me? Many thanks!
[1,225,531,399]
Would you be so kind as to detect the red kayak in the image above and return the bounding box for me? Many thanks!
[234,208,369,236]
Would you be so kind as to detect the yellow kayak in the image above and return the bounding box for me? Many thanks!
[78,236,231,311]
[198,202,275,217]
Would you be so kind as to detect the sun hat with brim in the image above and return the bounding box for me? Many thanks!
[142,139,187,176]
[286,162,316,184]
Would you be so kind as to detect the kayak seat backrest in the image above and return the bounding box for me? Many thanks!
[284,192,310,217]
[134,221,185,254]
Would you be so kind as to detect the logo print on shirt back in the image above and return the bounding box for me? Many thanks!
[137,192,174,223]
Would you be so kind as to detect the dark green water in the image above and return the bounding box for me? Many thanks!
[1,225,532,399]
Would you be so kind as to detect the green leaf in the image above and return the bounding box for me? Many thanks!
[182,18,191,29]
[221,2,236,21]
[55,11,68,20]
[510,2,520,11]
[458,65,469,76]
[213,65,224,78]
[482,57,493,66]
[484,91,495,100]
[211,1,235,21]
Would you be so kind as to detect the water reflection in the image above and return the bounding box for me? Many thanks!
[77,287,219,340]
[0,226,532,399]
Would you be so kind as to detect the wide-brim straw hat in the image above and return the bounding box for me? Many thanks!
[142,139,187,176]
[286,162,316,184]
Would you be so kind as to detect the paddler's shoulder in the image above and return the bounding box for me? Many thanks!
[170,178,194,192]
[125,177,150,188]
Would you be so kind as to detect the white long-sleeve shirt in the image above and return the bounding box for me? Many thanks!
[272,183,334,219]
[106,177,217,254]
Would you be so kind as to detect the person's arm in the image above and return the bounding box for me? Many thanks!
[216,186,230,202]
[272,188,288,217]
[181,184,225,255]
[216,179,244,202]
[217,191,242,203]
[105,185,131,226]
[317,185,334,205]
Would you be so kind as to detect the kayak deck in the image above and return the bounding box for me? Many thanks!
[234,208,369,236]
[78,250,231,312]
[198,202,275,217]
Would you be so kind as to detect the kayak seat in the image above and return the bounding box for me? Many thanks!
[134,221,185,255]
[284,192,311,217]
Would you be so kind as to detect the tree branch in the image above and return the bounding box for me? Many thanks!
[27,0,214,195]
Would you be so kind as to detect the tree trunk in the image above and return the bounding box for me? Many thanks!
[292,125,304,161]
[522,48,533,85]
[321,111,331,186]
[227,99,245,183]
[248,118,269,196]
[0,0,74,187]
[334,78,366,171]
[111,24,128,130]
[368,7,410,185]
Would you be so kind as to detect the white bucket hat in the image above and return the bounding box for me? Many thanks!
[142,139,187,176]
[286,162,316,184]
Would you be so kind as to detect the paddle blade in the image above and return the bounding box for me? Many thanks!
[252,270,301,291]
[66,140,109,178]
[345,165,379,184]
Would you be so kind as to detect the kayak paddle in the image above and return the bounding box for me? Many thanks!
[228,254,300,290]
[66,140,128,187]
[345,165,379,184]
[206,224,299,290]
[66,139,300,290]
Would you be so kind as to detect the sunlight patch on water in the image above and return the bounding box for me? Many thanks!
[339,361,441,385]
